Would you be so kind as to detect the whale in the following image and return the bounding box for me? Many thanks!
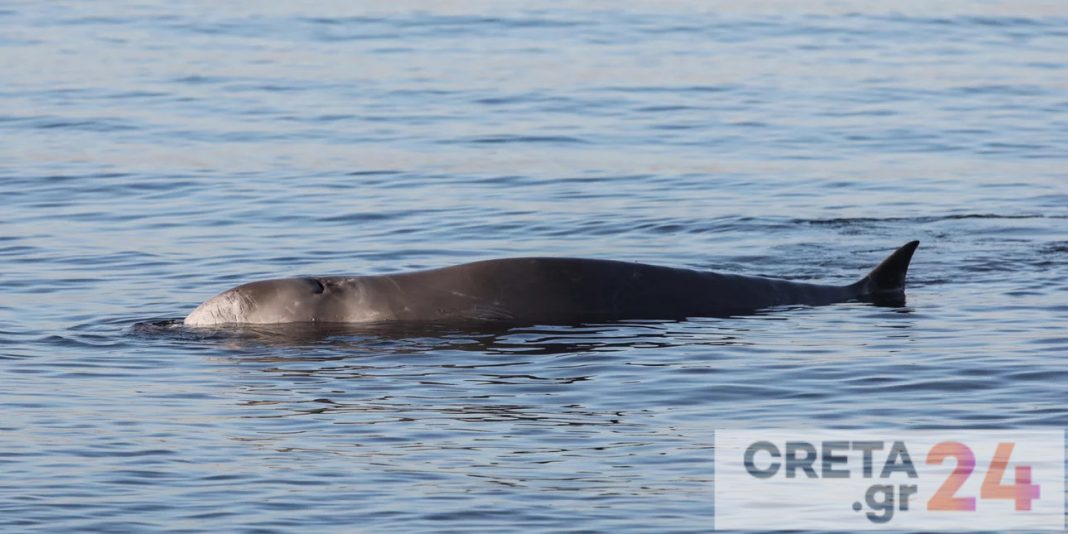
[184,240,919,327]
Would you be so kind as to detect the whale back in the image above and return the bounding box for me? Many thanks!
[380,256,859,323]
[184,241,920,326]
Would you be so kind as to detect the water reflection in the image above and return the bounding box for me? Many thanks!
[130,306,921,435]
[133,317,752,355]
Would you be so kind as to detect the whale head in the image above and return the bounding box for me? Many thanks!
[184,277,331,326]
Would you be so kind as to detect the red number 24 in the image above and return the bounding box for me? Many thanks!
[927,441,1040,512]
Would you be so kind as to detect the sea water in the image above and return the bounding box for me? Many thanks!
[1,1,1066,532]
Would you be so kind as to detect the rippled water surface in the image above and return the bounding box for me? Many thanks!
[2,1,1067,532]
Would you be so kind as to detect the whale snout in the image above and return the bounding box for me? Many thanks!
[184,284,258,326]
[184,278,325,326]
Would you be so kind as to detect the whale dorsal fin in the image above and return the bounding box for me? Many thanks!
[851,240,920,306]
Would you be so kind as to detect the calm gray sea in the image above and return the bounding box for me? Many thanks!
[1,1,1066,532]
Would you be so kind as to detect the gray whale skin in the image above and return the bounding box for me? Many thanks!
[185,241,919,327]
